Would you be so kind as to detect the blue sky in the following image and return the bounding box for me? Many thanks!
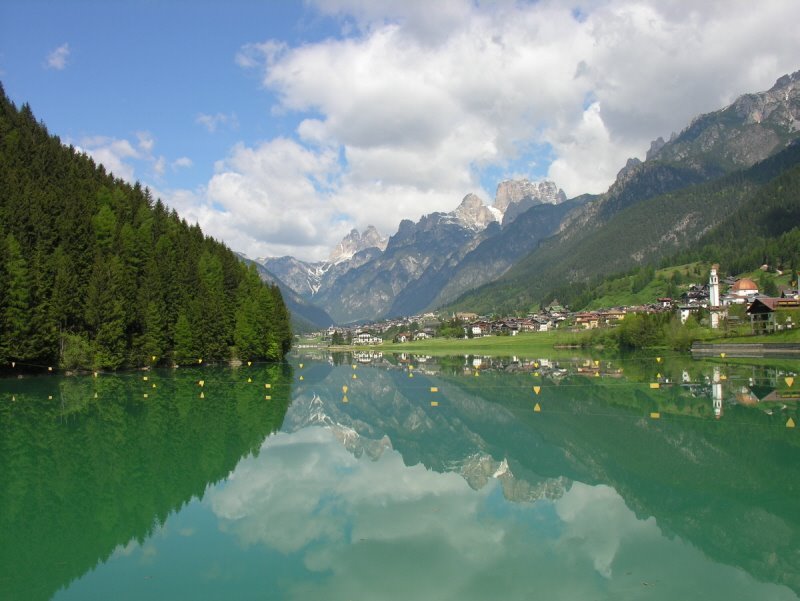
[2,1,799,261]
[0,1,333,190]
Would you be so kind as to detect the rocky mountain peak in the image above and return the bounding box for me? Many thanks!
[645,137,666,160]
[646,69,800,167]
[494,179,567,213]
[769,69,800,92]
[494,179,567,226]
[328,226,388,264]
[452,193,498,231]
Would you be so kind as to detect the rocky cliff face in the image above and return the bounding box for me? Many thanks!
[430,196,584,308]
[495,179,565,212]
[328,225,388,265]
[306,184,577,322]
[259,255,328,297]
[261,226,387,300]
[449,70,800,314]
[259,179,575,323]
[452,193,499,231]
[494,179,567,222]
[648,70,800,169]
[313,208,495,323]
[554,71,800,242]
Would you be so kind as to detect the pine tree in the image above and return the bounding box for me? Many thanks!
[234,295,261,360]
[195,252,228,361]
[87,256,127,369]
[140,300,166,364]
[2,234,32,360]
[0,89,293,369]
[173,311,196,365]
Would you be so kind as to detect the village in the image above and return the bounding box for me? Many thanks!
[303,265,800,346]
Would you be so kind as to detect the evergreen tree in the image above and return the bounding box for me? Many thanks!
[2,234,32,360]
[0,87,293,369]
[195,252,228,361]
[234,295,261,360]
[173,312,196,365]
[139,301,166,364]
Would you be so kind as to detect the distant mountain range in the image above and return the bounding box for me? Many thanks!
[259,178,571,324]
[252,70,800,325]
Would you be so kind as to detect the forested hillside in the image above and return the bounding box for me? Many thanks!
[450,141,800,314]
[0,85,291,369]
[551,147,800,310]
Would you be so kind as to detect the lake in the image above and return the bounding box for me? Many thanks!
[1,351,798,600]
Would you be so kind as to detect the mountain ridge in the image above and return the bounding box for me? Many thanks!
[256,70,800,323]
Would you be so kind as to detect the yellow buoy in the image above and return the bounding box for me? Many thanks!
[265,395,271,400]
[48,366,53,372]
[265,383,271,389]
[199,391,205,399]
[11,361,15,368]
[342,395,349,403]
[152,355,157,362]
[720,374,727,381]
[299,363,303,369]
[430,387,438,393]
[143,393,148,399]
[409,372,414,378]
[720,353,726,358]
[94,392,98,399]
[534,372,539,377]
[198,380,204,387]
[650,412,661,419]
[198,358,203,364]
[656,373,661,379]
[247,377,252,383]
[594,371,599,377]
[656,357,662,363]
[533,362,539,368]
[352,364,357,370]
[48,395,52,400]
[431,401,439,407]
[787,417,796,428]
[649,383,660,389]
[143,376,148,381]
[533,386,541,395]
[299,375,304,381]
[474,371,479,377]
[533,402,541,412]
[409,365,414,371]
[352,373,357,380]
[786,377,795,388]
[152,383,157,388]
[594,360,599,367]
[247,361,252,367]
[342,385,348,394]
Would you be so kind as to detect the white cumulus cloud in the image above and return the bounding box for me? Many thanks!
[45,43,70,70]
[75,132,193,186]
[202,424,798,600]
[196,112,240,133]
[199,0,799,261]
[76,136,140,182]
[172,156,193,170]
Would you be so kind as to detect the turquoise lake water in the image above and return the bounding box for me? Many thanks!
[1,352,798,600]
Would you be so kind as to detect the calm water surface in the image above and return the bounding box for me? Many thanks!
[1,352,799,600]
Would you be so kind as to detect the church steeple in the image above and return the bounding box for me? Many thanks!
[709,264,720,308]
[709,264,722,329]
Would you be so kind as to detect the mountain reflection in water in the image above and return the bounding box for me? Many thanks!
[1,353,798,600]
